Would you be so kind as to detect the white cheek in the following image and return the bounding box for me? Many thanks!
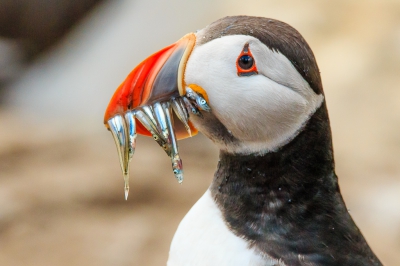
[185,35,323,154]
[210,75,309,142]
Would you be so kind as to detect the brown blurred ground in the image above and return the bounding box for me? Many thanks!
[0,0,399,265]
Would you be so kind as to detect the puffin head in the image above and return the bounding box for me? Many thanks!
[104,16,327,187]
[183,16,325,154]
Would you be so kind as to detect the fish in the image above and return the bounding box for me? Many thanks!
[171,98,191,136]
[163,101,184,183]
[185,87,211,112]
[135,109,171,156]
[106,94,211,198]
[107,114,130,200]
[182,97,203,118]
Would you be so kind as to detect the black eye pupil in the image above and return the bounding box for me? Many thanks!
[238,55,254,70]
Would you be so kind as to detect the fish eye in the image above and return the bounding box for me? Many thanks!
[238,55,254,70]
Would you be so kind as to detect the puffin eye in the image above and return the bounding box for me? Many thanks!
[236,43,258,76]
[238,55,254,70]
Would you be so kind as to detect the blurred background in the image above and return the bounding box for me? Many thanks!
[0,0,399,265]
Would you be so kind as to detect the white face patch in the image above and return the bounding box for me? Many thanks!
[185,35,323,154]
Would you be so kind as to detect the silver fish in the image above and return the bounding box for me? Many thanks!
[108,96,199,199]
[124,111,137,161]
[107,114,130,200]
[153,102,169,140]
[163,101,184,183]
[171,98,191,136]
[182,97,203,118]
[185,87,197,101]
[171,155,184,183]
[176,97,190,120]
[136,109,172,156]
[185,87,211,112]
[123,111,138,199]
[141,105,158,128]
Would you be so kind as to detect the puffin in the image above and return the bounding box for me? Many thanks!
[103,16,382,266]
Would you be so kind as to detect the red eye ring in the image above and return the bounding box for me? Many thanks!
[236,43,258,76]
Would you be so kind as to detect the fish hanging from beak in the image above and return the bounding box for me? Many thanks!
[103,33,211,200]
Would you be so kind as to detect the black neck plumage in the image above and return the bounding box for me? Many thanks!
[210,103,381,265]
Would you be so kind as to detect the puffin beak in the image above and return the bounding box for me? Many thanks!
[103,33,203,199]
[104,33,196,133]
